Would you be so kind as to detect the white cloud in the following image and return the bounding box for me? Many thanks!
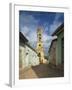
[49,22,62,34]
[43,22,49,31]
[20,14,39,42]
[21,26,30,35]
[20,14,39,27]
[20,14,40,40]
[43,34,52,42]
[49,14,62,35]
[43,33,57,42]
[28,29,37,42]
[20,13,62,55]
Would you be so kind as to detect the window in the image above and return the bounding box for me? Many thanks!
[39,37,41,40]
[39,34,41,36]
[38,53,41,57]
[26,52,28,55]
[39,44,41,46]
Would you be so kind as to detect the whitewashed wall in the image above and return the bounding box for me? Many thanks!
[25,46,39,66]
[19,44,39,69]
[19,46,26,68]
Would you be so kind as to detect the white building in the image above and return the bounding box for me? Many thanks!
[19,32,39,69]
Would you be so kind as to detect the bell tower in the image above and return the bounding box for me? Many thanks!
[36,27,45,64]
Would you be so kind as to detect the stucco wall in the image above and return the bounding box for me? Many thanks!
[48,29,64,65]
[49,40,57,65]
[56,31,64,65]
[19,44,39,69]
[19,45,26,68]
[25,46,39,66]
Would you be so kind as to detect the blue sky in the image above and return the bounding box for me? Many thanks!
[19,10,64,55]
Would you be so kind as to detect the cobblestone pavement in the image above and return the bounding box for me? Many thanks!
[19,64,64,79]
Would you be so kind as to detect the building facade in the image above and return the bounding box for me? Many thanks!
[19,32,39,69]
[48,39,57,65]
[48,23,64,66]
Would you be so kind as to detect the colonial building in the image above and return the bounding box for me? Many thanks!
[19,32,39,69]
[48,39,57,65]
[48,23,64,66]
[36,27,45,64]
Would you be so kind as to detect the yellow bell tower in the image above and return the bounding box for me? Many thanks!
[36,27,45,64]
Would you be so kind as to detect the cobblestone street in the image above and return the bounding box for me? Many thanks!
[19,64,64,79]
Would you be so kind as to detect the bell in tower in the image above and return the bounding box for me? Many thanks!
[36,27,45,64]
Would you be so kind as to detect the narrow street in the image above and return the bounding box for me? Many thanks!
[19,64,64,79]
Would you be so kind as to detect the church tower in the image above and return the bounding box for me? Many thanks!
[36,27,45,64]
